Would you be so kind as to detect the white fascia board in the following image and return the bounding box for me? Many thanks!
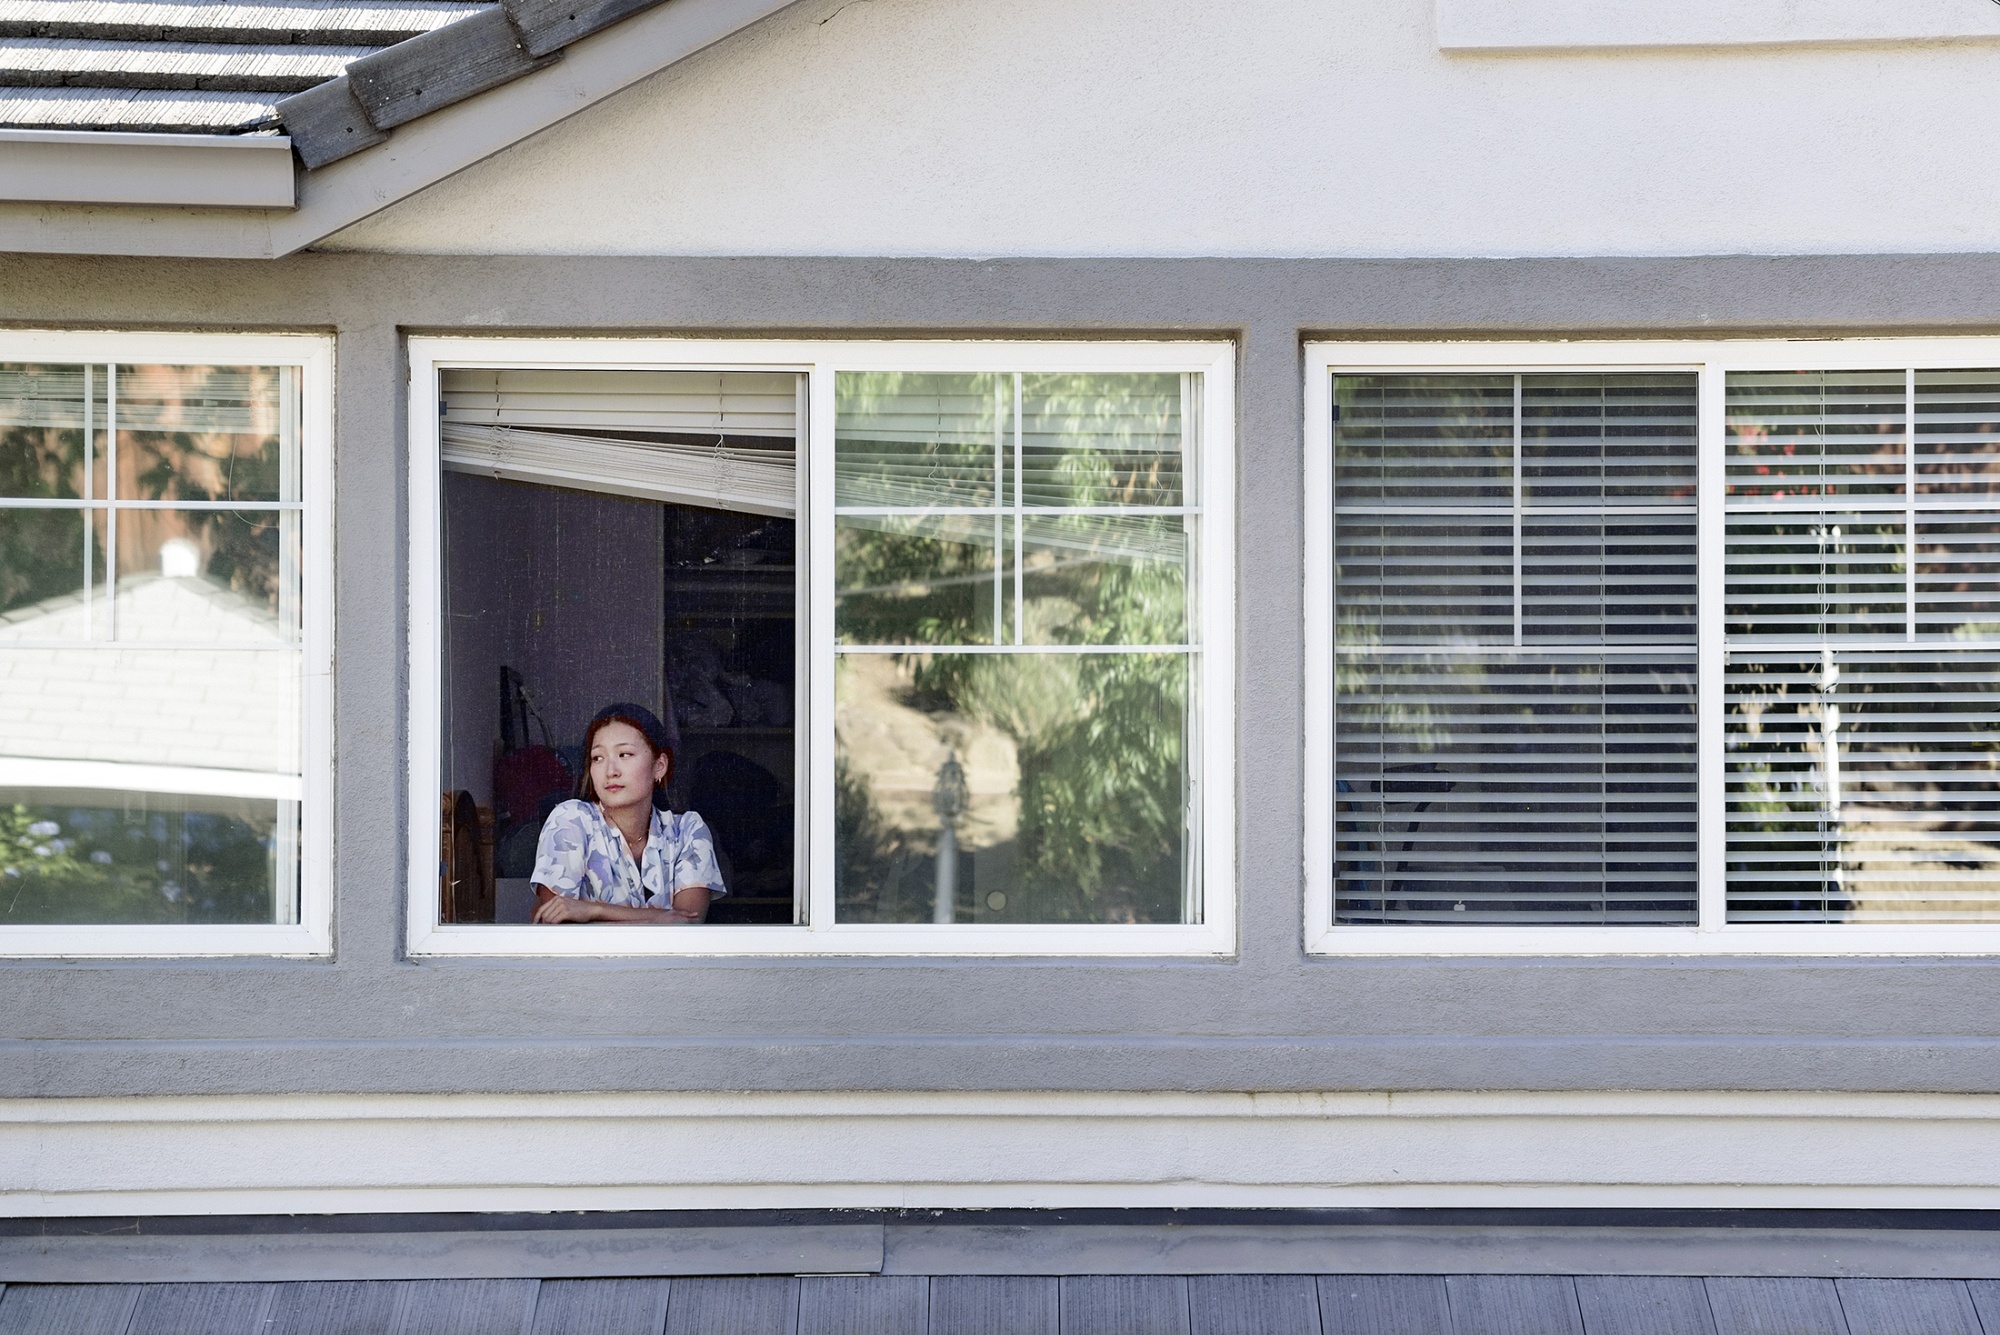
[0,0,802,258]
[0,128,295,208]
[1437,0,2000,52]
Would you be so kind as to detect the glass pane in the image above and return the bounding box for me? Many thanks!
[0,644,301,924]
[1917,516,2000,639]
[835,650,1191,924]
[1727,370,1905,503]
[0,645,301,775]
[115,364,294,504]
[1335,374,1513,506]
[1522,373,1697,506]
[113,509,296,643]
[0,791,297,925]
[834,513,999,646]
[1916,368,2000,497]
[0,508,104,638]
[1726,652,2000,922]
[1019,512,1187,646]
[1335,653,1698,925]
[835,372,1006,508]
[1523,514,1698,643]
[1725,515,1906,640]
[1337,516,1514,646]
[0,363,92,500]
[1019,372,1184,507]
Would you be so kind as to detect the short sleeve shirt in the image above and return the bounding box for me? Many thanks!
[530,799,727,907]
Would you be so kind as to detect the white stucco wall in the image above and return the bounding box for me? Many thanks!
[320,0,2000,259]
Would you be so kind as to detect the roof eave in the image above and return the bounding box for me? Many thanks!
[0,127,296,208]
[0,0,802,259]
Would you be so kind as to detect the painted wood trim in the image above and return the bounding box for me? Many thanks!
[1437,0,2000,52]
[13,1090,2000,1217]
[0,129,295,208]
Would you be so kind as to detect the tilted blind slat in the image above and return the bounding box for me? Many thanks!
[440,422,794,517]
[440,368,797,439]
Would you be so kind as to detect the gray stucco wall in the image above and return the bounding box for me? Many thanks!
[4,251,2000,1099]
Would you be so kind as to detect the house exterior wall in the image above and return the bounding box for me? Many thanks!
[8,249,2000,1212]
[318,0,2000,260]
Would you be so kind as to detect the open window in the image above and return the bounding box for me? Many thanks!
[436,368,802,926]
[410,339,1235,956]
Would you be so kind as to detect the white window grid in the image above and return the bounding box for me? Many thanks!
[406,338,1236,958]
[0,331,335,959]
[1306,337,2000,956]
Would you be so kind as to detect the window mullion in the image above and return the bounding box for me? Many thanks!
[1013,371,1024,647]
[807,363,838,933]
[1513,373,1523,649]
[1697,361,1727,933]
[1906,367,1917,643]
[105,362,117,644]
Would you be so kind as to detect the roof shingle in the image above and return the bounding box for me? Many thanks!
[0,0,486,132]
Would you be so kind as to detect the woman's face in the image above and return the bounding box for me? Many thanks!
[588,721,668,814]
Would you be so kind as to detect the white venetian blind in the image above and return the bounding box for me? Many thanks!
[1333,373,1699,925]
[1725,368,2000,922]
[439,368,797,516]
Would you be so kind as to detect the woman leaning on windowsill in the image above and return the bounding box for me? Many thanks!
[529,702,727,925]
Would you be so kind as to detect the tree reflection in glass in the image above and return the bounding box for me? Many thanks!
[832,371,1199,924]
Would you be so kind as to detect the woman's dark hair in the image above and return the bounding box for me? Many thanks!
[577,702,675,804]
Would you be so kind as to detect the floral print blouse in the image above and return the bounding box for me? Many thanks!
[530,799,727,908]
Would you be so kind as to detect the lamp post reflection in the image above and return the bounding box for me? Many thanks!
[932,750,967,924]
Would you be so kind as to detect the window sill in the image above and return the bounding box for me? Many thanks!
[0,923,330,959]
[408,922,1234,958]
[1308,924,2000,957]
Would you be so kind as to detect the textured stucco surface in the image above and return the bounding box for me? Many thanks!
[316,0,2000,259]
[2,251,2000,1097]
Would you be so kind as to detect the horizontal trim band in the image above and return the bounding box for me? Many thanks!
[11,1090,2000,1222]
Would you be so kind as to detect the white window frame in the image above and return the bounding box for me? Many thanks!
[1307,336,2000,957]
[407,337,1236,957]
[0,330,335,958]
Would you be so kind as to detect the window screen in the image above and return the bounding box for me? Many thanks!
[1333,373,1699,925]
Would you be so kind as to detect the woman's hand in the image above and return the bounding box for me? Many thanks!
[531,885,707,924]
[532,890,605,924]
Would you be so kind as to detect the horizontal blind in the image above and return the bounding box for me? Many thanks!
[1334,372,1698,925]
[834,372,1187,510]
[439,422,793,517]
[440,368,796,439]
[1725,368,2000,921]
[438,369,797,517]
